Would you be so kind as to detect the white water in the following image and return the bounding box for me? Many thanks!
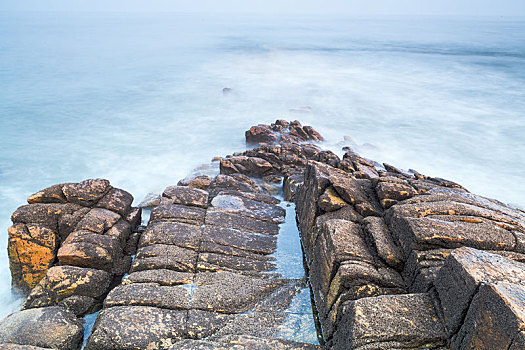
[0,12,524,317]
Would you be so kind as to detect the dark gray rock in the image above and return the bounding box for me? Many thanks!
[104,283,190,310]
[131,244,198,273]
[435,247,525,335]
[205,209,280,235]
[161,186,209,208]
[210,193,285,224]
[122,269,193,286]
[139,221,202,250]
[23,265,111,316]
[84,306,187,350]
[191,272,283,313]
[331,293,446,349]
[150,204,206,226]
[363,216,404,270]
[452,282,525,350]
[0,307,83,350]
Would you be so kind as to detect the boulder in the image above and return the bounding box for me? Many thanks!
[452,282,525,349]
[0,307,83,350]
[435,247,525,335]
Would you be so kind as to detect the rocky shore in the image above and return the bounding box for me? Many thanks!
[1,120,525,349]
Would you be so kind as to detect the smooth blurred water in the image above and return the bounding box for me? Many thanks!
[1,12,524,317]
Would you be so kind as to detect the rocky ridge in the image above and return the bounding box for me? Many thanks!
[0,120,524,349]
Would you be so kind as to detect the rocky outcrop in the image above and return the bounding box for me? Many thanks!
[2,180,141,349]
[84,183,319,349]
[2,120,525,349]
[8,179,141,295]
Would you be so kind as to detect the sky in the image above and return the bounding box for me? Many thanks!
[1,0,525,17]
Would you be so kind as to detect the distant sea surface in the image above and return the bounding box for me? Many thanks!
[0,12,524,317]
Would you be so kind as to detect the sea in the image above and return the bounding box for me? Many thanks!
[0,11,524,335]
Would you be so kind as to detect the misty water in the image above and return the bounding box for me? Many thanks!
[0,12,524,326]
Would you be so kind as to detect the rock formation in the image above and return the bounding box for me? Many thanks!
[1,120,525,349]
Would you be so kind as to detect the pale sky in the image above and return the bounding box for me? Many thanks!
[1,0,525,16]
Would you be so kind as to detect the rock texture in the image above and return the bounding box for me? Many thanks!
[3,120,525,350]
[2,180,141,349]
[84,183,318,349]
[0,306,83,350]
[8,179,141,295]
[237,121,525,349]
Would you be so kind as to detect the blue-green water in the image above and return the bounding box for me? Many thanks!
[1,12,524,317]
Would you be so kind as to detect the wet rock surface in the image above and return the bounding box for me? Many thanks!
[3,120,525,349]
[84,182,318,349]
[0,306,83,350]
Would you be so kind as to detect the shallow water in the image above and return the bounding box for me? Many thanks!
[0,12,524,317]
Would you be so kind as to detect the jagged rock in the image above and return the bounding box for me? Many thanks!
[452,282,525,349]
[331,293,446,349]
[23,265,111,316]
[161,186,209,208]
[0,307,83,350]
[435,247,525,335]
[7,179,139,294]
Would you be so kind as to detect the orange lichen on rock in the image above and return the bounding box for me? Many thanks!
[7,223,58,293]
